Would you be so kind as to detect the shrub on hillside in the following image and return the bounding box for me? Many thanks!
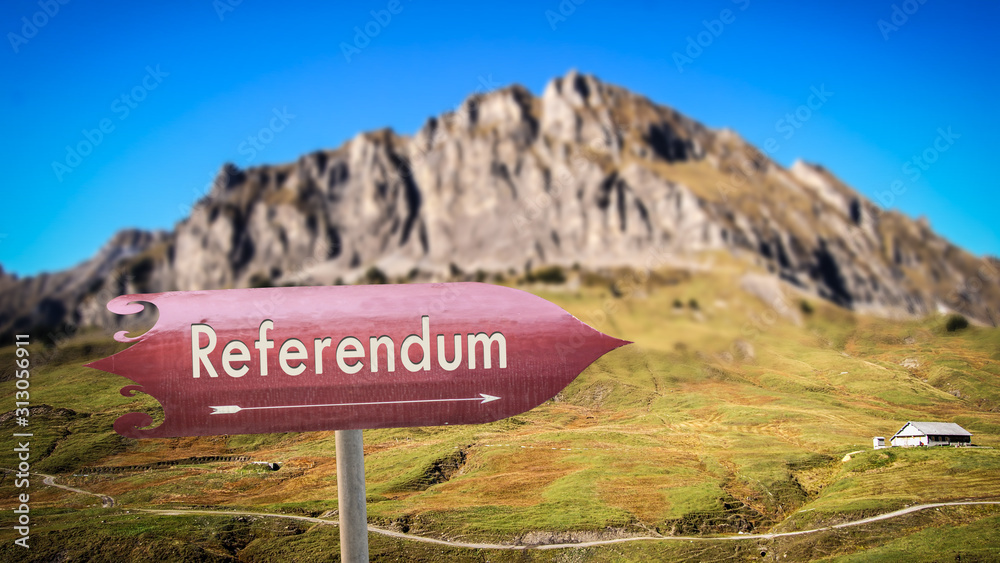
[799,300,814,315]
[945,314,969,332]
[364,266,388,285]
[248,272,272,288]
[609,282,623,298]
[533,265,566,284]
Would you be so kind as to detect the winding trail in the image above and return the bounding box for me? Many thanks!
[138,501,1000,551]
[41,474,115,508]
[33,472,1000,551]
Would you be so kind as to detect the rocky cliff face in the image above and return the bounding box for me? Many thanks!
[2,70,997,341]
[0,229,168,339]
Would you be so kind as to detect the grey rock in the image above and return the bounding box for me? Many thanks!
[2,71,998,342]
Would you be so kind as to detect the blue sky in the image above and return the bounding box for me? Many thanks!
[2,0,998,276]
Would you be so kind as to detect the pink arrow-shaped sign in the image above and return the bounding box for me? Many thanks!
[87,283,629,438]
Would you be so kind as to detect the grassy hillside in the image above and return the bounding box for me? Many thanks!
[2,261,999,560]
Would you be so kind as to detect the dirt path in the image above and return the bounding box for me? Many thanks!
[1,468,114,508]
[138,501,1000,550]
[40,474,115,508]
[32,471,1000,550]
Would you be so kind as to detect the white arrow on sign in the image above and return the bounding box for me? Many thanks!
[209,393,501,415]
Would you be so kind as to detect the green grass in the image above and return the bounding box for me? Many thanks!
[2,264,999,560]
[822,513,1000,562]
[3,504,998,561]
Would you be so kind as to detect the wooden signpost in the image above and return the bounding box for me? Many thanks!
[88,282,629,561]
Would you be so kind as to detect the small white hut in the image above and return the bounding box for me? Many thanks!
[890,421,972,447]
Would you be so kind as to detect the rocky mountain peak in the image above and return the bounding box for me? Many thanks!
[2,71,997,342]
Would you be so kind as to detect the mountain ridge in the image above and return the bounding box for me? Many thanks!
[2,70,997,341]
